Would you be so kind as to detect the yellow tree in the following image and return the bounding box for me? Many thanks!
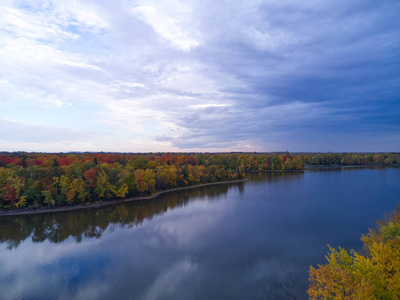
[143,169,156,194]
[60,175,74,204]
[309,209,400,300]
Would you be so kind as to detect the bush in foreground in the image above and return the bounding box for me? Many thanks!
[308,208,400,299]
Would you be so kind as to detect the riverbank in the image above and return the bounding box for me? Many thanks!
[0,179,247,217]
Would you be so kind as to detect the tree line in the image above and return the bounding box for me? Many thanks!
[0,152,303,210]
[298,152,400,166]
[1,151,398,211]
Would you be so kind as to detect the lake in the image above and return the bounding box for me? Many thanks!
[1,167,399,299]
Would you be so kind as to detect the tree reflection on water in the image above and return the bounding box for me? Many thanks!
[0,182,245,249]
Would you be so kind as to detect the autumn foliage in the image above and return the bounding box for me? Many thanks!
[308,208,400,299]
[299,152,400,166]
[1,151,398,211]
[0,152,304,210]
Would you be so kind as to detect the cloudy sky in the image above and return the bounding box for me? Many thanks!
[0,0,399,152]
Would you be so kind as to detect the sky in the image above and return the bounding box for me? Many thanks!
[0,0,399,153]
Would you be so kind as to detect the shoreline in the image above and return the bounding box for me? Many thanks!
[3,165,397,217]
[0,179,247,217]
[304,164,400,170]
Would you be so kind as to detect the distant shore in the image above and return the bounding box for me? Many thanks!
[304,164,400,170]
[0,179,247,217]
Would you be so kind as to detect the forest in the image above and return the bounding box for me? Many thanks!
[0,152,303,210]
[298,152,400,166]
[0,152,399,211]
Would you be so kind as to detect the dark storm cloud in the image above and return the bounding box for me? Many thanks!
[157,0,400,150]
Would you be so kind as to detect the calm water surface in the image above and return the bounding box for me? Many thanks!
[0,168,399,299]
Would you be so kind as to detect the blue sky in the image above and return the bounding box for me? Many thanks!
[0,0,399,152]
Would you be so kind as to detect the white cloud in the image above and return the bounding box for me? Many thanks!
[189,104,228,109]
[0,5,77,41]
[0,79,67,107]
[132,0,199,51]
